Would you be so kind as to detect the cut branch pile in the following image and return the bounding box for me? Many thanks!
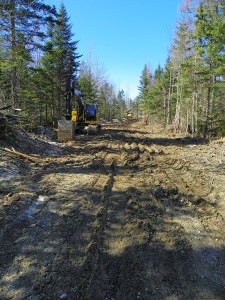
[0,105,29,140]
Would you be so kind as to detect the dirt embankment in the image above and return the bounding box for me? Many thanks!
[0,122,225,300]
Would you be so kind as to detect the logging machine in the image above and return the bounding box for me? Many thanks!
[58,77,101,141]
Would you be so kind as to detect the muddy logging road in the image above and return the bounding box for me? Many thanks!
[1,122,225,300]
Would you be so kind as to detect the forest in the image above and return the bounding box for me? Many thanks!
[1,2,225,299]
[0,0,225,137]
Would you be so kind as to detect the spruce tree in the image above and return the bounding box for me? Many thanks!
[41,2,81,123]
[0,0,57,107]
[98,82,115,121]
[52,3,80,119]
[171,19,195,133]
[78,61,97,103]
[194,1,225,136]
[117,89,126,119]
[138,64,152,124]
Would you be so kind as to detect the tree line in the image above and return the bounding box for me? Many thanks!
[137,0,225,137]
[0,0,130,128]
[1,0,225,137]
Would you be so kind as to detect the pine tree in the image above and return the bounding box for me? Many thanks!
[0,0,57,107]
[162,57,174,126]
[150,64,165,122]
[51,3,80,119]
[78,61,98,103]
[117,89,126,119]
[98,82,115,121]
[138,64,152,124]
[40,2,81,123]
[194,0,225,136]
[170,18,196,133]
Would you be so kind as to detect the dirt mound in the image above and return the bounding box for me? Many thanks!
[0,125,68,156]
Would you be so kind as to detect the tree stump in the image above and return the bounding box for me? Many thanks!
[0,113,7,139]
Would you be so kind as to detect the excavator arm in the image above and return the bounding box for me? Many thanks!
[63,76,100,135]
[66,76,84,121]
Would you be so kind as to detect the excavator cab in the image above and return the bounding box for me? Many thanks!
[58,77,101,141]
[86,103,97,122]
[65,76,101,134]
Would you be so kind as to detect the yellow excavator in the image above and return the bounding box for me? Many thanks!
[58,77,101,141]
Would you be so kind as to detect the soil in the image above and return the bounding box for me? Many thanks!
[0,122,225,300]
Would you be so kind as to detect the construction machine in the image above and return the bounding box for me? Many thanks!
[124,110,133,119]
[58,77,101,142]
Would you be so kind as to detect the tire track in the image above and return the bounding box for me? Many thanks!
[75,159,115,299]
[2,126,225,300]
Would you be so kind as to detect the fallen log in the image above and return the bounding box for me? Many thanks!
[0,105,12,111]
[5,114,28,119]
[0,146,38,162]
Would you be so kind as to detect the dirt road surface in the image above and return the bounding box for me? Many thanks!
[0,122,225,300]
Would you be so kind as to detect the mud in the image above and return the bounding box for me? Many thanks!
[0,122,225,300]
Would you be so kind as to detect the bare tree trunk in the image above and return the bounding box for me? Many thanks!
[174,72,181,132]
[186,109,189,133]
[10,1,18,107]
[204,85,211,138]
[167,70,172,125]
[191,72,198,137]
[204,71,215,138]
[163,97,166,125]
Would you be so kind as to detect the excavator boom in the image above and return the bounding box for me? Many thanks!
[58,76,101,141]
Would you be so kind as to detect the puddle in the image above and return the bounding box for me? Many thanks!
[0,167,20,179]
[18,195,48,221]
[45,149,61,155]
[0,167,20,182]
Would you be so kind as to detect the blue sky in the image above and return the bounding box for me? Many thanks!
[46,0,182,98]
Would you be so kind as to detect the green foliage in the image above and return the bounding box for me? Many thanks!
[38,3,81,124]
[78,61,98,103]
[1,0,225,137]
[138,64,153,121]
[135,1,225,137]
[0,1,135,126]
[117,89,126,119]
[98,82,116,121]
[0,0,57,108]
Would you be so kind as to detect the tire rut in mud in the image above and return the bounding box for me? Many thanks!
[70,136,197,299]
[1,127,225,300]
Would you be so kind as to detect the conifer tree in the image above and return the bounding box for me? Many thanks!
[98,82,115,121]
[138,64,152,124]
[78,61,98,103]
[171,19,195,132]
[117,89,126,119]
[150,65,165,122]
[194,0,225,136]
[40,2,81,123]
[52,3,80,119]
[0,0,57,107]
[162,57,174,126]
